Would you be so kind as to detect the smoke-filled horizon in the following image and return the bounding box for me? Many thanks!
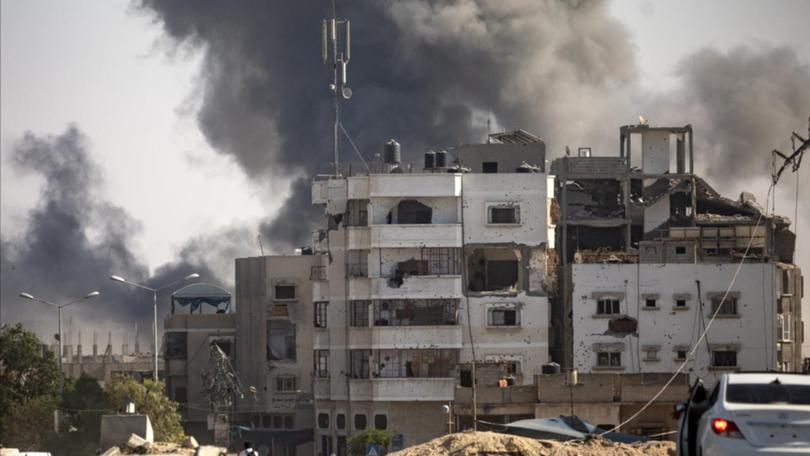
[1,0,808,344]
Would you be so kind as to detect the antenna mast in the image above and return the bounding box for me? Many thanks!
[323,1,351,177]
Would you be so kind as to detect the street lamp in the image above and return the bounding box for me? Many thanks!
[19,290,101,399]
[109,272,199,381]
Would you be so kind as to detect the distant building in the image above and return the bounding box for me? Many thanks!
[163,282,236,444]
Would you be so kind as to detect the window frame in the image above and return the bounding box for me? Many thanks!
[486,203,521,225]
[596,351,622,368]
[275,375,297,392]
[314,301,328,328]
[711,349,738,368]
[487,306,521,327]
[273,284,297,301]
[314,349,330,378]
[596,297,621,316]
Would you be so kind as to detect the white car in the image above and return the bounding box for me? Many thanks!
[677,373,810,456]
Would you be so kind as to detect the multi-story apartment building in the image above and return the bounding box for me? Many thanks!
[233,255,319,456]
[553,123,803,386]
[309,132,552,455]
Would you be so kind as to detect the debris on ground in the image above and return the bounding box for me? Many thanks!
[101,433,228,455]
[389,431,675,456]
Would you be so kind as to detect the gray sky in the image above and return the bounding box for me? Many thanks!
[2,0,808,352]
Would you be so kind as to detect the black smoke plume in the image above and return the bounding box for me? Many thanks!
[0,127,220,346]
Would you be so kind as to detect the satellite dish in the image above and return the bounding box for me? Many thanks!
[341,86,353,99]
[638,115,648,125]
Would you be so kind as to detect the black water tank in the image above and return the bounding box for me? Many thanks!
[384,139,401,164]
[541,362,561,375]
[424,150,435,170]
[435,150,447,168]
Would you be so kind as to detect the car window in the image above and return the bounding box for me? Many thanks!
[727,383,810,404]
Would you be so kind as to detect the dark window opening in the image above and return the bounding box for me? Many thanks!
[374,299,459,326]
[274,285,296,300]
[317,413,329,429]
[459,369,473,387]
[336,414,346,430]
[273,415,283,429]
[350,350,370,379]
[712,350,737,367]
[174,386,187,403]
[391,199,432,224]
[489,309,519,326]
[350,301,369,327]
[675,246,687,254]
[489,206,519,224]
[597,298,621,315]
[376,349,458,378]
[276,376,297,392]
[645,299,657,308]
[676,350,687,360]
[354,414,367,430]
[676,299,687,308]
[467,249,521,292]
[483,162,498,173]
[337,436,347,456]
[267,320,296,361]
[165,332,187,360]
[374,414,388,430]
[211,338,232,357]
[711,296,738,316]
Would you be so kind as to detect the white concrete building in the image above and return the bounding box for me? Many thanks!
[310,132,551,454]
[571,262,803,384]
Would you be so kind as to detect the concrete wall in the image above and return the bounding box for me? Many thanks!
[572,262,780,385]
[641,130,670,174]
[462,173,547,246]
[370,173,461,197]
[457,143,545,173]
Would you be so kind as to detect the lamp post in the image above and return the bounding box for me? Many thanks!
[18,290,101,399]
[109,273,199,381]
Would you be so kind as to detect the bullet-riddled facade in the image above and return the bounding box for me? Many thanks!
[309,132,551,454]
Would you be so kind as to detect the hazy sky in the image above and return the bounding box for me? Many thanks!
[2,0,808,352]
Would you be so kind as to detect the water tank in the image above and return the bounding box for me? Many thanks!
[424,150,435,170]
[435,150,447,168]
[384,139,401,164]
[541,362,561,375]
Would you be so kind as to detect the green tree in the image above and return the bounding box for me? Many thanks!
[1,395,58,450]
[60,374,107,442]
[347,429,392,456]
[104,376,185,442]
[0,323,59,442]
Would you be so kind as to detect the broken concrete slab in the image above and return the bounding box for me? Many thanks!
[182,436,199,449]
[126,433,148,450]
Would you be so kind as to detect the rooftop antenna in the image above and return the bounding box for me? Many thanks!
[257,234,265,256]
[322,0,351,177]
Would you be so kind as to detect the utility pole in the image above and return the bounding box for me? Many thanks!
[322,0,351,177]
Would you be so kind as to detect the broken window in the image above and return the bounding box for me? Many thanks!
[274,285,296,300]
[488,308,520,326]
[314,350,329,378]
[267,320,296,361]
[467,249,521,292]
[314,301,328,328]
[350,300,369,327]
[275,376,297,392]
[596,352,622,367]
[390,199,432,224]
[394,248,462,276]
[712,350,737,367]
[488,205,520,224]
[373,299,458,326]
[483,162,498,173]
[711,295,738,316]
[165,332,187,360]
[350,349,370,379]
[376,349,458,378]
[596,298,621,315]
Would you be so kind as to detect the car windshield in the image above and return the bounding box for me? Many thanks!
[727,383,810,404]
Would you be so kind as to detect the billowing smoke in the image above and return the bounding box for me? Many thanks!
[139,0,641,249]
[0,127,221,345]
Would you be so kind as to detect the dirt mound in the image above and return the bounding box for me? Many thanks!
[389,431,675,456]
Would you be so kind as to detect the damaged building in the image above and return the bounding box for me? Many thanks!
[307,131,553,454]
[552,123,803,384]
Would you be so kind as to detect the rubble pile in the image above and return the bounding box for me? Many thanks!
[389,431,675,456]
[101,433,228,456]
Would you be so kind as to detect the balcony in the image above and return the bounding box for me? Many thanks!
[349,378,455,401]
[370,224,462,248]
[370,276,462,299]
[369,174,461,197]
[348,326,462,349]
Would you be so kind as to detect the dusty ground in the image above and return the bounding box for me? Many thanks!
[389,431,675,456]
